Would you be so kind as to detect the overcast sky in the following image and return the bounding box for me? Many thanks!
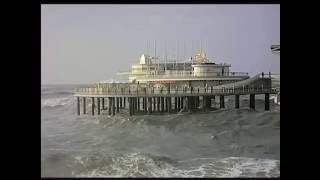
[41,4,280,84]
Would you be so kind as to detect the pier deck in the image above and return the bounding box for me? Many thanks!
[74,74,277,116]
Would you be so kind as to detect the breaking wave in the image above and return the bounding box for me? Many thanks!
[42,96,74,109]
[69,153,280,177]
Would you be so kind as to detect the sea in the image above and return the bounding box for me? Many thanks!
[41,83,280,177]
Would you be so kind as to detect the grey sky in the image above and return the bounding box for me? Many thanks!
[41,4,280,84]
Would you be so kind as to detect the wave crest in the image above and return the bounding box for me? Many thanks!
[42,96,74,108]
[72,153,279,177]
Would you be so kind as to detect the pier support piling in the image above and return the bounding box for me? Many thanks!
[137,98,139,111]
[157,97,160,112]
[202,96,206,110]
[97,98,100,115]
[250,94,255,109]
[124,97,126,108]
[142,97,145,110]
[132,98,136,115]
[116,97,119,113]
[181,97,184,110]
[265,93,270,111]
[91,97,95,115]
[235,95,240,109]
[167,97,171,112]
[132,98,135,112]
[188,96,192,110]
[129,98,133,116]
[77,97,80,115]
[83,97,86,114]
[144,97,147,113]
[102,98,105,110]
[147,97,152,114]
[212,96,215,108]
[188,97,195,111]
[161,97,164,112]
[203,96,211,110]
[108,97,112,115]
[174,97,178,112]
[196,96,200,108]
[207,96,212,109]
[131,98,135,115]
[220,95,225,109]
[165,97,168,112]
[112,97,115,115]
[134,98,137,115]
[183,97,188,111]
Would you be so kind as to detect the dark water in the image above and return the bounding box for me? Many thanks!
[41,84,280,177]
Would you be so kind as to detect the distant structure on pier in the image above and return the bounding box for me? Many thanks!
[127,51,249,88]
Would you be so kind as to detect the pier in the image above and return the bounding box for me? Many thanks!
[75,73,276,116]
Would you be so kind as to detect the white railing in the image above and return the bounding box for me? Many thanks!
[75,86,275,96]
[75,73,274,96]
[131,71,249,79]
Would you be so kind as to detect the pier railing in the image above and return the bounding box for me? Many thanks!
[132,71,249,79]
[75,86,276,96]
[75,73,276,97]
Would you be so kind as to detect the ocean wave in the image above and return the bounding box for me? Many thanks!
[75,153,173,177]
[72,153,279,177]
[56,91,74,95]
[174,157,279,177]
[42,91,74,96]
[42,96,74,108]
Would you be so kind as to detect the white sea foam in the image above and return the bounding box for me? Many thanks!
[74,153,279,178]
[42,96,74,108]
[270,95,280,105]
[225,157,279,177]
[170,157,279,177]
[76,153,172,177]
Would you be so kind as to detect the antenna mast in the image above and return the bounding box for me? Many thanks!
[157,41,160,75]
[177,40,179,61]
[176,40,179,68]
[147,40,149,73]
[165,40,167,71]
[206,39,208,58]
[147,40,149,55]
[154,40,157,58]
[183,40,186,61]
[183,40,186,74]
[191,40,194,64]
